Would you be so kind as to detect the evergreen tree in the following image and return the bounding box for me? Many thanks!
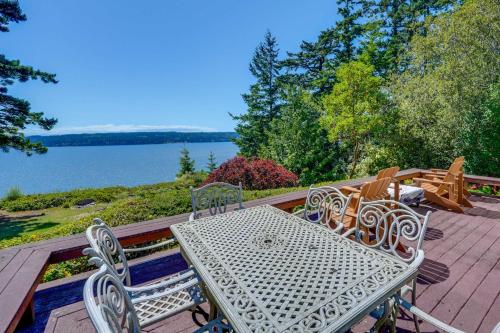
[231,30,281,157]
[279,33,340,94]
[207,151,217,172]
[362,0,460,75]
[177,148,195,177]
[280,0,365,94]
[0,0,58,155]
[335,0,364,63]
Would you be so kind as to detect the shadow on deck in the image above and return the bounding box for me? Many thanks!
[18,195,500,333]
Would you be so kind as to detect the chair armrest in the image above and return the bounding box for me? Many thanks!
[423,174,445,180]
[342,228,357,238]
[397,298,465,333]
[341,185,361,193]
[429,168,449,173]
[414,178,454,187]
[332,222,344,234]
[123,238,176,253]
[293,209,305,217]
[125,269,196,294]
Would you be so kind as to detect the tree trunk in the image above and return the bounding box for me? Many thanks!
[349,141,360,179]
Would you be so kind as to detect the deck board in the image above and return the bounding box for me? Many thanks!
[13,194,500,333]
[431,236,500,326]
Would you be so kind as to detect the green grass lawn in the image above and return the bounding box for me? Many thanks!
[0,204,108,241]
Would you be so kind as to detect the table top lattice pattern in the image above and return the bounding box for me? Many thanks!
[172,205,415,333]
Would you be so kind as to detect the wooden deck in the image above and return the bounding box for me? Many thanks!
[16,194,499,333]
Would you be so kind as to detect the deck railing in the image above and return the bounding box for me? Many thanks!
[0,168,497,333]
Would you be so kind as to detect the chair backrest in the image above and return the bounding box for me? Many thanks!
[449,156,465,174]
[437,157,465,194]
[190,182,244,220]
[303,186,353,232]
[359,177,392,201]
[84,218,131,286]
[355,198,431,265]
[83,258,140,333]
[376,166,400,181]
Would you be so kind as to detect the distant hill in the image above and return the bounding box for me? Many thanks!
[29,131,238,147]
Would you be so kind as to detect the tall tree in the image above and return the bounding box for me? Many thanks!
[231,30,281,157]
[388,0,500,176]
[362,0,460,74]
[177,148,195,177]
[335,0,364,63]
[206,151,217,172]
[261,86,346,184]
[280,0,365,94]
[0,0,57,155]
[279,32,340,94]
[321,56,386,178]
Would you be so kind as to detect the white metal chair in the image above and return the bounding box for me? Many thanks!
[343,198,430,332]
[189,182,244,221]
[84,258,232,333]
[83,218,206,327]
[294,186,353,233]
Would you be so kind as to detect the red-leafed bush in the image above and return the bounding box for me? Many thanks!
[204,156,298,190]
[250,159,299,190]
[204,156,255,189]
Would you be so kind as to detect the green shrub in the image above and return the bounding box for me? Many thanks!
[0,187,128,212]
[3,186,23,201]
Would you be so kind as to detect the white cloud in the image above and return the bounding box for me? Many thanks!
[26,124,218,135]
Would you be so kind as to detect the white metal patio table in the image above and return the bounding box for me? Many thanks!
[171,205,418,333]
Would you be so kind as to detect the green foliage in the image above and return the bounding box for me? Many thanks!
[231,31,281,156]
[321,57,386,178]
[363,0,461,75]
[0,1,57,155]
[3,186,23,201]
[385,0,500,175]
[207,151,217,172]
[0,187,126,212]
[233,0,473,183]
[177,147,195,177]
[261,87,346,185]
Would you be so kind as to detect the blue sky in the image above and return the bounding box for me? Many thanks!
[3,0,339,134]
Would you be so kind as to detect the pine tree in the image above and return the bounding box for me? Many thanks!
[177,148,195,177]
[335,0,364,63]
[362,0,460,74]
[0,0,58,155]
[231,30,281,157]
[280,0,365,94]
[207,151,217,172]
[280,31,340,94]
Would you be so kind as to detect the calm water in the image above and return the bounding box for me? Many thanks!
[0,142,239,194]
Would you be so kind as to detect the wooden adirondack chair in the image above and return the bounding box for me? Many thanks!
[342,177,393,229]
[414,157,473,213]
[341,166,400,204]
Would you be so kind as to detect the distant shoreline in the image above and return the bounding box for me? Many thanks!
[28,131,238,147]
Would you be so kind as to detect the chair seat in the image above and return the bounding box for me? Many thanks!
[420,182,439,193]
[134,288,195,326]
[129,270,203,326]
